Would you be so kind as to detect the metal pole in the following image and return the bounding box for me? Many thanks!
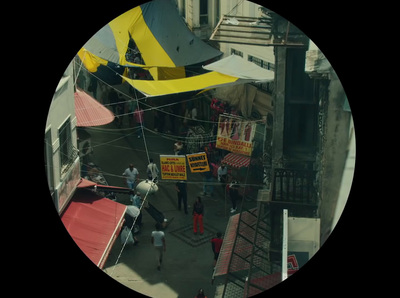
[281,209,288,281]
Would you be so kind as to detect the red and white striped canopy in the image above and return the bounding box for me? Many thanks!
[74,89,114,127]
[221,153,251,168]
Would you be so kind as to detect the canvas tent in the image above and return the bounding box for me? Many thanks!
[203,54,274,82]
[82,0,222,80]
[121,71,244,97]
[206,55,275,117]
[122,54,274,97]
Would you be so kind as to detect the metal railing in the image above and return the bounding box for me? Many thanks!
[271,168,317,205]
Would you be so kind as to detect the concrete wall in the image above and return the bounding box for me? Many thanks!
[317,71,353,244]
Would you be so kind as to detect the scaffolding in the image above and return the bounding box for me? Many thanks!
[213,168,319,297]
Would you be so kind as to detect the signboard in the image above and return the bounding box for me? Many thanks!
[287,252,309,275]
[186,152,210,173]
[216,114,256,156]
[160,155,187,180]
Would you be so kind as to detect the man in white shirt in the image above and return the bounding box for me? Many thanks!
[151,223,166,271]
[122,164,139,189]
[147,158,160,182]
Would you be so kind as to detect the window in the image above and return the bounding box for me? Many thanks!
[200,0,208,25]
[231,48,243,57]
[58,118,77,175]
[247,55,275,93]
[248,55,275,71]
[285,48,313,103]
[283,48,318,155]
[44,129,54,194]
[181,0,186,19]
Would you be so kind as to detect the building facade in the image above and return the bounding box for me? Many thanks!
[177,1,354,293]
[177,0,275,80]
[44,61,80,214]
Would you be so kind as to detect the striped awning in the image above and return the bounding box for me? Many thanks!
[74,90,114,127]
[221,153,251,168]
[213,209,258,278]
[213,213,239,277]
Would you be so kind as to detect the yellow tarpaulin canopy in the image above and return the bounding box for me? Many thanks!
[78,48,108,72]
[107,4,175,67]
[122,72,245,97]
[82,0,222,80]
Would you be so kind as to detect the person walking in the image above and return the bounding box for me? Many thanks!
[130,190,143,227]
[217,164,228,190]
[228,181,240,213]
[192,196,204,235]
[122,163,139,189]
[151,222,166,271]
[202,169,214,197]
[147,158,160,182]
[195,288,207,298]
[134,105,144,138]
[211,232,223,267]
[175,180,188,214]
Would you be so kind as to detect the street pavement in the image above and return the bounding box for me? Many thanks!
[84,116,258,297]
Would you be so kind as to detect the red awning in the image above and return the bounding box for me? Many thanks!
[61,188,126,268]
[74,89,114,127]
[213,213,240,277]
[213,208,283,292]
[213,210,257,278]
[222,153,251,168]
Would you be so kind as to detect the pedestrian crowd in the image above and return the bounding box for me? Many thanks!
[118,146,246,298]
[120,158,240,272]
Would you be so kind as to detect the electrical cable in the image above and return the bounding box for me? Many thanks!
[107,177,156,277]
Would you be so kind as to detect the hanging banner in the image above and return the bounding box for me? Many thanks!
[216,114,256,156]
[186,152,210,173]
[160,155,187,180]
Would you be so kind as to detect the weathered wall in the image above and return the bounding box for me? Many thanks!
[317,71,352,244]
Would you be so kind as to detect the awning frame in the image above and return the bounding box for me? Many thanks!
[78,178,132,194]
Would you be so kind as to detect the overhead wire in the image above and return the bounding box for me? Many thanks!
[70,46,268,193]
[107,176,156,277]
[73,56,267,126]
[53,9,269,274]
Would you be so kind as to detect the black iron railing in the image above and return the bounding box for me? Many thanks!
[271,168,317,205]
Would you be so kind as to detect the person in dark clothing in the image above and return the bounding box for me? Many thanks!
[202,169,214,197]
[192,196,204,235]
[108,89,119,114]
[195,288,207,298]
[175,180,188,214]
[228,181,240,213]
